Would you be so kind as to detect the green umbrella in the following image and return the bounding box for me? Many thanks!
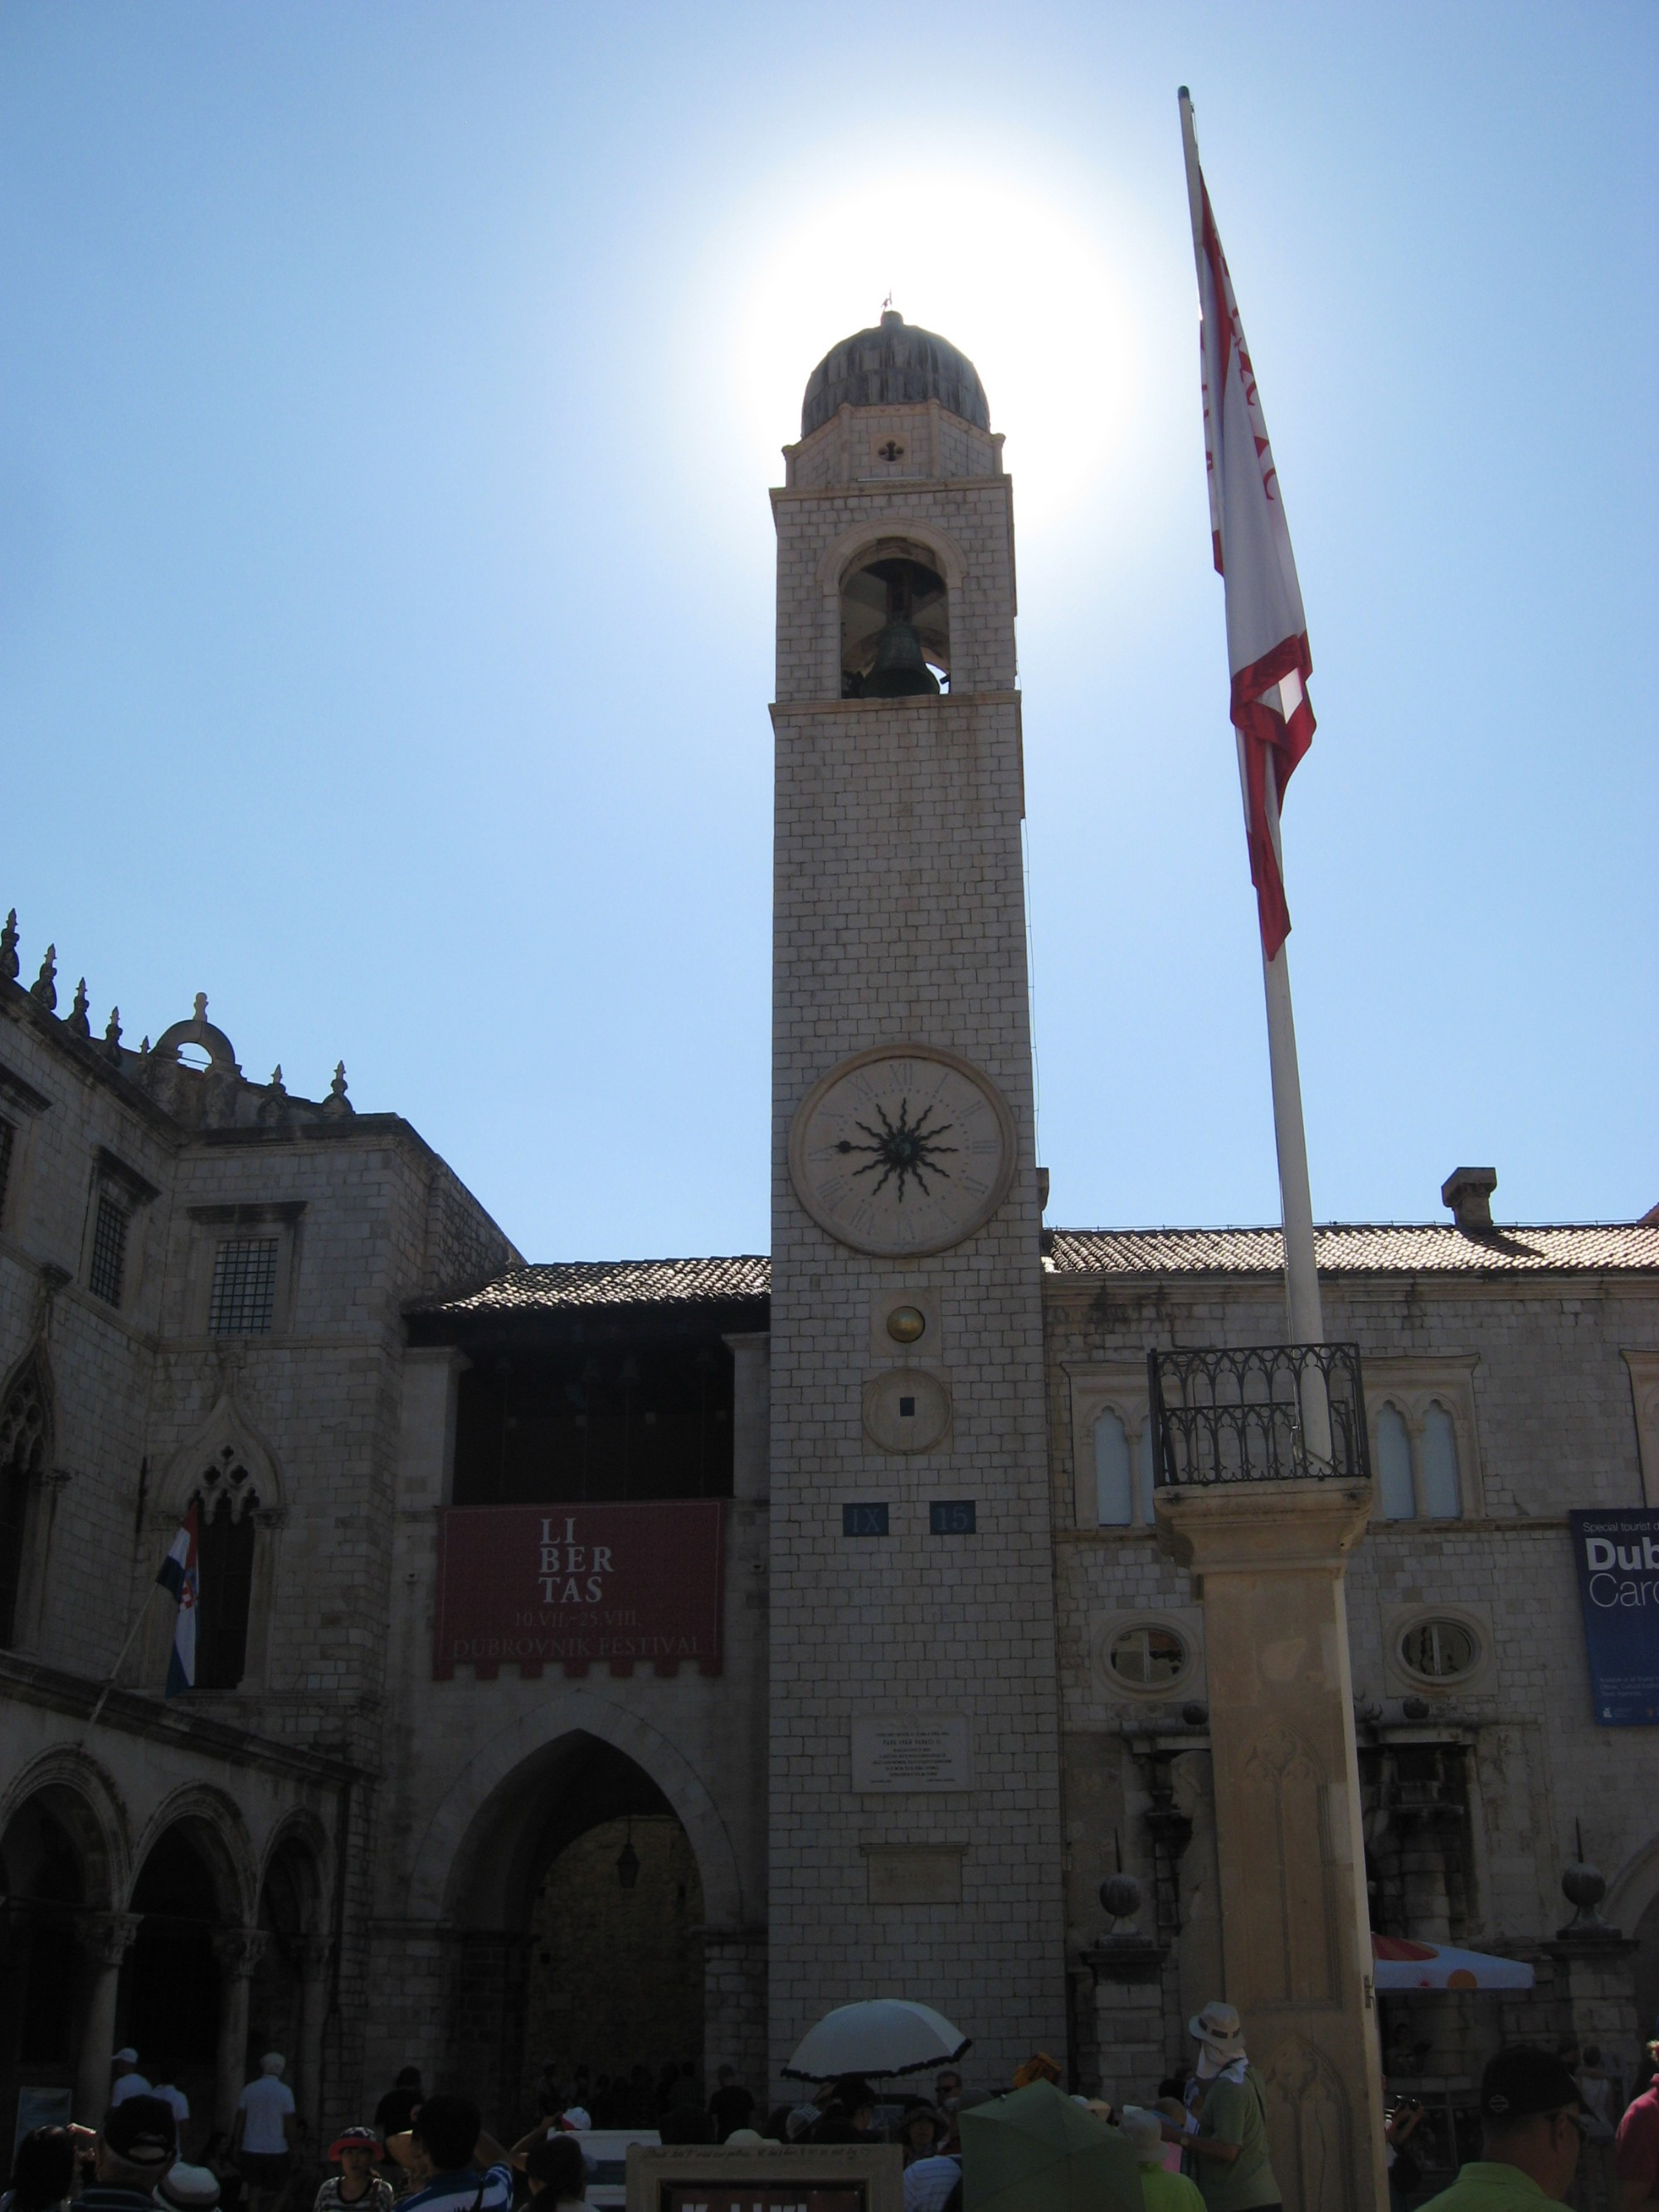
[961,2081,1145,2212]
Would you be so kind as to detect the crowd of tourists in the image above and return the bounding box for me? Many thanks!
[7,2004,1659,2212]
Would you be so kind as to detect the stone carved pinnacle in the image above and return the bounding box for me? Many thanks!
[78,1909,144,1967]
[321,1060,354,1118]
[105,1008,123,1060]
[30,945,56,1011]
[67,978,91,1037]
[194,992,208,1023]
[0,909,18,982]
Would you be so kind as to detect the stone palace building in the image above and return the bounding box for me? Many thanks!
[2,311,1657,2212]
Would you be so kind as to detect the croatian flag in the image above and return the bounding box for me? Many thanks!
[156,1503,199,1696]
[1180,89,1315,961]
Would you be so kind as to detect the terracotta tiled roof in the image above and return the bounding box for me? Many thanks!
[421,1223,1659,1318]
[1045,1223,1659,1277]
[422,1255,771,1315]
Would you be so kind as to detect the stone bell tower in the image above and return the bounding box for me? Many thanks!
[768,311,1065,2085]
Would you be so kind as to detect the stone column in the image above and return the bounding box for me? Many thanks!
[722,1333,770,1503]
[1155,1478,1388,2212]
[212,1929,267,2133]
[294,1937,333,2147]
[75,1912,142,2125]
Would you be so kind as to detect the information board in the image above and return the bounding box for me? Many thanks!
[434,1500,724,1679]
[1569,1507,1659,1724]
[626,2141,901,2212]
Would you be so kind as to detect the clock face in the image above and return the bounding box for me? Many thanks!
[788,1046,1017,1257]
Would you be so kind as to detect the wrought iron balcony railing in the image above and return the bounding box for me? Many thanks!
[1147,1342,1370,1488]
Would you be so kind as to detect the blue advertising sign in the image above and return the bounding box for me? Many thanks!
[1569,1508,1659,1725]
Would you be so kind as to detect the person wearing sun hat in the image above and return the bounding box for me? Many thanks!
[311,2131,393,2212]
[1170,2003,1281,2212]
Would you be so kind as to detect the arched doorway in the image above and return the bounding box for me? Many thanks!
[0,1795,85,2151]
[448,1734,706,2133]
[124,1827,227,2133]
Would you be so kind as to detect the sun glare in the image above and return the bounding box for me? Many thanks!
[705,165,1141,529]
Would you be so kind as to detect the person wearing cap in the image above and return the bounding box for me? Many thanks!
[69,2098,178,2212]
[1172,2003,1281,2212]
[1120,2107,1207,2212]
[156,2166,221,2212]
[1617,2041,1659,2212]
[1416,2046,1585,2211]
[311,2132,392,2212]
[110,2059,153,2112]
[231,2057,295,2212]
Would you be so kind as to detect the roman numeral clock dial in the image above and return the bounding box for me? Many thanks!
[788,1045,1018,1257]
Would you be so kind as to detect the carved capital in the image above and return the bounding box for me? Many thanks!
[79,1910,143,1969]
[211,1927,268,1979]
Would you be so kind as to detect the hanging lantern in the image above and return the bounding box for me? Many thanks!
[615,1828,640,1890]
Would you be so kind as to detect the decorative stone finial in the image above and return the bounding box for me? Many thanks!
[321,1060,354,1118]
[0,910,17,983]
[193,992,208,1024]
[30,945,56,1011]
[139,1036,151,1056]
[268,1065,285,1093]
[67,978,91,1037]
[104,1008,123,1061]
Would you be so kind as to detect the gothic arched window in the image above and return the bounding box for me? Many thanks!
[0,1363,51,1647]
[1376,1404,1415,1521]
[192,1449,259,1690]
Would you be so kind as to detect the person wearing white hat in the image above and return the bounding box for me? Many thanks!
[154,2165,221,2212]
[1119,2108,1205,2212]
[110,2056,153,2110]
[1170,2005,1282,2212]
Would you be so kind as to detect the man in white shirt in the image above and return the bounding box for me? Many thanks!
[231,2053,296,2212]
[109,2051,153,2107]
[150,2059,191,2151]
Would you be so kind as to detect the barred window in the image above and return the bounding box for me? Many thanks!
[89,1195,128,1307]
[0,1115,14,1225]
[208,1239,280,1335]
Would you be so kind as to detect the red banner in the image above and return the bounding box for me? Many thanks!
[433,1501,725,1681]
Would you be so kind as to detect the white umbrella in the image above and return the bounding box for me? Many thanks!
[1371,1934,1535,1991]
[783,1999,973,2081]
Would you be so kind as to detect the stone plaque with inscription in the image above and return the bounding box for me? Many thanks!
[851,1716,972,1791]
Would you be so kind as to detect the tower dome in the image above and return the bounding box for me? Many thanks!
[801,309,990,437]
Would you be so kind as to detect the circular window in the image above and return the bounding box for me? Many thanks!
[1398,1617,1479,1683]
[1108,1625,1189,1688]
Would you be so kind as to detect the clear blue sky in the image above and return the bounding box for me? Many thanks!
[3,2,1654,1259]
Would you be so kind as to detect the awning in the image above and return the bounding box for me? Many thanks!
[1372,1933,1535,1990]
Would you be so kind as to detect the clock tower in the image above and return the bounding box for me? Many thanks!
[769,312,1065,2083]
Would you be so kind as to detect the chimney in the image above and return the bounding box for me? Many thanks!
[1442,1166,1497,1231]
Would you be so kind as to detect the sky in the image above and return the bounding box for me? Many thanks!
[2,2,1654,1260]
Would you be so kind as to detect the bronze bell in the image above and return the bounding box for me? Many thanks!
[863,616,940,698]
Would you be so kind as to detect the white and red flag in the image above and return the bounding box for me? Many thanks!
[1180,88,1314,959]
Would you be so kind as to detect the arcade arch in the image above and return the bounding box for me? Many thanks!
[435,1727,722,2132]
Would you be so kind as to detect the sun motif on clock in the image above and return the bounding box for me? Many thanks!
[788,1045,1018,1257]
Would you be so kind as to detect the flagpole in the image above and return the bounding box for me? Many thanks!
[80,1582,158,1743]
[1184,85,1331,1459]
[1248,748,1330,1367]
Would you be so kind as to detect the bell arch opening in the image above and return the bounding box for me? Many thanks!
[840,546,949,698]
[445,1732,706,2133]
